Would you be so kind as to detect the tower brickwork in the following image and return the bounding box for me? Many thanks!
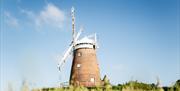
[70,48,101,87]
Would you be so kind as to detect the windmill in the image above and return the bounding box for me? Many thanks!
[58,7,101,87]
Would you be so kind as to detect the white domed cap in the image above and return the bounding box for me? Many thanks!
[75,37,95,44]
[74,37,96,49]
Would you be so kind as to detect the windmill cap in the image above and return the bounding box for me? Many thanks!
[75,37,96,45]
[74,37,97,49]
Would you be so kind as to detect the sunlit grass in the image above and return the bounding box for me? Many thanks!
[8,79,179,91]
[30,79,180,91]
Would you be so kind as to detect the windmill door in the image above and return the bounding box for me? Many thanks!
[89,74,95,86]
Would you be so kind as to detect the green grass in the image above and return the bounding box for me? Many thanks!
[31,80,180,91]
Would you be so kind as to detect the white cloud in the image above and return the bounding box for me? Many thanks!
[20,9,35,18]
[21,3,66,30]
[36,3,65,29]
[4,11,20,28]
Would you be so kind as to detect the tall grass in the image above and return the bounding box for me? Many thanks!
[31,80,180,91]
[8,79,180,91]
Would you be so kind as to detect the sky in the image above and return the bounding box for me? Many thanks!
[1,0,180,90]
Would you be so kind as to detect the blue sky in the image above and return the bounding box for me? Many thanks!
[1,0,180,90]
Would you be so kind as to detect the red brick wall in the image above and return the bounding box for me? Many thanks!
[70,48,101,87]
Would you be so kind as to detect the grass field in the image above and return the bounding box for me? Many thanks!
[30,80,180,91]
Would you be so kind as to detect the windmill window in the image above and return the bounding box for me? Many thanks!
[77,64,81,68]
[77,52,82,57]
[90,78,95,83]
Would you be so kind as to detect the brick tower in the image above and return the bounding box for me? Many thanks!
[70,37,101,87]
